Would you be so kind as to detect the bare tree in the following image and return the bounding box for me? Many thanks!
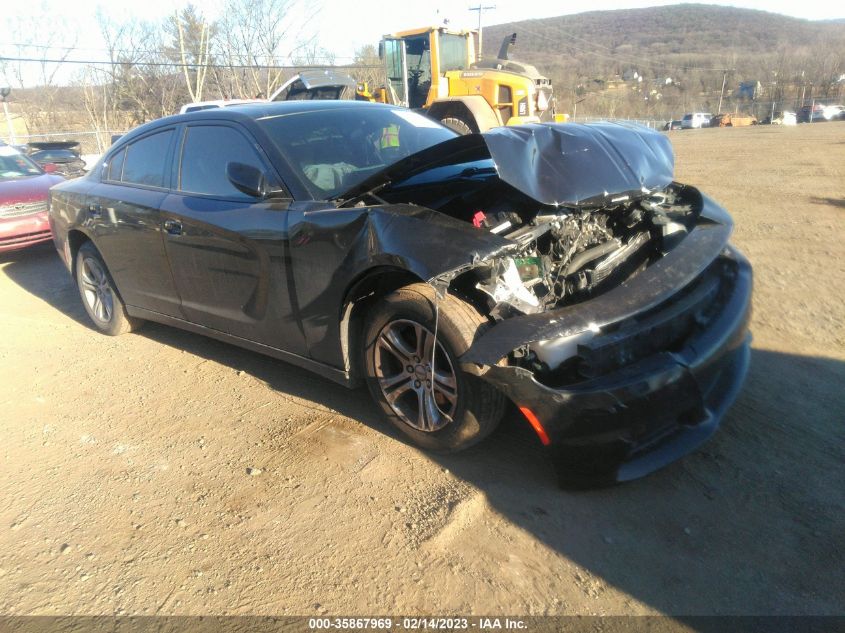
[215,0,323,99]
[350,45,384,93]
[0,8,78,130]
[164,4,215,103]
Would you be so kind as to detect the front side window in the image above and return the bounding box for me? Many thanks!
[121,130,174,188]
[179,125,266,199]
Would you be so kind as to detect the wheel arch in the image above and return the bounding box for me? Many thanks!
[339,266,425,385]
[66,228,94,279]
[427,96,502,133]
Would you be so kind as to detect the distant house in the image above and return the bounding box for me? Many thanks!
[737,81,762,100]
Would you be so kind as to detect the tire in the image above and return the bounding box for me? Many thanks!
[75,241,142,336]
[363,283,505,452]
[440,116,475,135]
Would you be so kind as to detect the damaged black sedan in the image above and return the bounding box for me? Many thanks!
[49,101,752,487]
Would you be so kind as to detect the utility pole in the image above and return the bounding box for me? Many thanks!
[717,70,728,114]
[469,4,496,61]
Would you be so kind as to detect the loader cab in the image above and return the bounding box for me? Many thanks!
[381,28,474,110]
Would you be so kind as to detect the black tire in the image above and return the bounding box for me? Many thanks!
[363,283,505,452]
[75,241,143,336]
[440,116,475,135]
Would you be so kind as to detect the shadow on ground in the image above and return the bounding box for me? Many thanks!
[810,196,845,208]
[3,246,844,617]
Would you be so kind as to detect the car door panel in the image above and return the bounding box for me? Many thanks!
[87,183,181,315]
[159,195,306,354]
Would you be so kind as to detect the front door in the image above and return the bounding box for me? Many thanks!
[159,123,307,356]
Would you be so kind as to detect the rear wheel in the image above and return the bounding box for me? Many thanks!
[76,242,142,336]
[363,283,505,452]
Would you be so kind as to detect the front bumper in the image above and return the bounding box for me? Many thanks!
[459,194,752,487]
[0,211,52,253]
[480,248,751,487]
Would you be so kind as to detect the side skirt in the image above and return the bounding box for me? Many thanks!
[125,305,356,388]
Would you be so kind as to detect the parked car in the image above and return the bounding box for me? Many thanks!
[710,113,757,127]
[797,104,825,123]
[49,102,752,487]
[681,112,712,129]
[761,111,797,125]
[269,70,357,101]
[0,142,64,252]
[663,119,683,131]
[27,141,87,179]
[822,104,844,121]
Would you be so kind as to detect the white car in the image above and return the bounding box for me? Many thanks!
[822,105,844,121]
[178,99,263,114]
[681,113,713,129]
[767,111,797,126]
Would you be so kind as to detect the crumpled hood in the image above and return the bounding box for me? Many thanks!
[337,121,675,208]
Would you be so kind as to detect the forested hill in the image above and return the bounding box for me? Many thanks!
[482,4,845,117]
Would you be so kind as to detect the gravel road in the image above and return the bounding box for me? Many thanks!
[1,122,843,617]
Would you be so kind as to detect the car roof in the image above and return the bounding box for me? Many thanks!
[113,101,399,149]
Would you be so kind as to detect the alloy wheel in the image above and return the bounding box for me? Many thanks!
[80,257,114,323]
[374,319,458,432]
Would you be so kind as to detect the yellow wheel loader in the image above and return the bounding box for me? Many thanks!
[371,27,563,133]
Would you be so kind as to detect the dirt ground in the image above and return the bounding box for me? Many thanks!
[1,122,843,618]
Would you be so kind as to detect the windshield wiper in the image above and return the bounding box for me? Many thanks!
[456,165,496,177]
[334,181,391,208]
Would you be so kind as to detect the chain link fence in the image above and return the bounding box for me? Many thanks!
[2,130,128,156]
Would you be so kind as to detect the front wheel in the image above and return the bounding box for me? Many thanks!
[76,241,143,336]
[363,283,505,452]
[440,115,475,135]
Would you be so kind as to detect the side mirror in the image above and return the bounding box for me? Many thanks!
[226,162,287,200]
[227,161,269,198]
[378,41,384,60]
[42,163,58,174]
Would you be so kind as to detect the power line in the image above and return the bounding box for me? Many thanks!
[0,41,362,63]
[0,55,380,70]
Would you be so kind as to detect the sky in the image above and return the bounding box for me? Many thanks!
[2,0,844,87]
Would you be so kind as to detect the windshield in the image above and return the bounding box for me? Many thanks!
[0,148,43,180]
[439,33,468,72]
[257,106,456,199]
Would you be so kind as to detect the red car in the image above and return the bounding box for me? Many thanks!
[0,144,64,252]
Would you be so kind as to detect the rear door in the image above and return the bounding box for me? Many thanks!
[86,128,183,317]
[159,122,307,355]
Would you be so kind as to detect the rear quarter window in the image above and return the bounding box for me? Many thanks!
[121,130,174,188]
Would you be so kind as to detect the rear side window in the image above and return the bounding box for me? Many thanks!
[179,125,266,199]
[122,130,174,188]
[107,148,126,181]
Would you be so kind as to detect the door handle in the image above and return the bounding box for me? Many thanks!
[88,204,102,218]
[163,219,183,235]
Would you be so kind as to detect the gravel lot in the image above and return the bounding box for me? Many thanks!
[1,122,843,617]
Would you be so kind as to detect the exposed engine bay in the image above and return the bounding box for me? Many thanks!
[403,183,698,320]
